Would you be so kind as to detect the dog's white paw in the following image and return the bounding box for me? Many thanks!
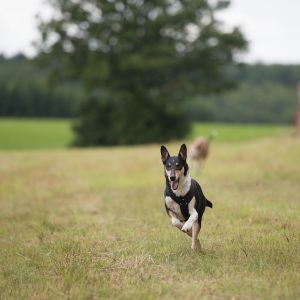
[181,222,192,233]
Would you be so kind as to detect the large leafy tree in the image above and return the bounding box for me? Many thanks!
[37,0,247,145]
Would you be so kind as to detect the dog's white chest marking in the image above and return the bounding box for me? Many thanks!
[165,196,185,221]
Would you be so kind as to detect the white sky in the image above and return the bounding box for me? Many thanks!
[0,0,299,64]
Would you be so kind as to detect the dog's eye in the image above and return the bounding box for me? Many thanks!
[166,164,171,170]
[175,163,181,170]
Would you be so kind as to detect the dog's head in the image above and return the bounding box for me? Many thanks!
[160,144,188,190]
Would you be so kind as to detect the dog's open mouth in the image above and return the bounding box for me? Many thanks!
[170,178,179,190]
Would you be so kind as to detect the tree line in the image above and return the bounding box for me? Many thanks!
[187,64,300,124]
[0,55,299,124]
[0,54,82,118]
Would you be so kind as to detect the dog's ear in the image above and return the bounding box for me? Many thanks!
[160,145,170,164]
[178,144,187,161]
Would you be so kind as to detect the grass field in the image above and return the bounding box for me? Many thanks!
[0,118,290,149]
[0,120,299,299]
[0,118,73,150]
[189,122,290,142]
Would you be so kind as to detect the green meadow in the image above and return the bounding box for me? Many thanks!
[0,118,290,149]
[0,119,299,299]
[0,118,73,150]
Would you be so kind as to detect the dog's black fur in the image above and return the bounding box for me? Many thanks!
[161,144,213,228]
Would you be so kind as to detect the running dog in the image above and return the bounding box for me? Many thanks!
[190,131,217,172]
[160,144,213,250]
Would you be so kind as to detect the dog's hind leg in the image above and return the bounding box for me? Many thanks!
[191,222,201,251]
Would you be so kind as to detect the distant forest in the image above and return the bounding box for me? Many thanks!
[0,54,299,124]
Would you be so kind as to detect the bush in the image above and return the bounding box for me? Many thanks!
[72,92,190,146]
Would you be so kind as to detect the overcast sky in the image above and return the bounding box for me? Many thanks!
[0,0,299,64]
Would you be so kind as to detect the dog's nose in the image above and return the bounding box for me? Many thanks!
[170,176,176,181]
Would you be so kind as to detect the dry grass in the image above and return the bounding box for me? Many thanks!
[0,136,299,299]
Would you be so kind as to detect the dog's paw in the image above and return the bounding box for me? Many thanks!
[191,240,200,251]
[181,222,192,233]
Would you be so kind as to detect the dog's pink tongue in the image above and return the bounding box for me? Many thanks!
[171,180,178,190]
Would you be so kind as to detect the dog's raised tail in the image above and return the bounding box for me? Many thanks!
[206,199,213,208]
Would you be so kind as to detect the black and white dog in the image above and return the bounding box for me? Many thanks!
[160,144,213,250]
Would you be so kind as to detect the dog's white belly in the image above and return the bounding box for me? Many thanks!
[165,196,185,221]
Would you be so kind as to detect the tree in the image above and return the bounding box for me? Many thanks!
[37,0,247,145]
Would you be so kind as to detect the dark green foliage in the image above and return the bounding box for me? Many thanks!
[212,82,295,123]
[37,0,247,145]
[73,91,189,146]
[0,56,299,125]
[187,64,300,124]
[0,56,82,118]
[237,63,300,85]
[0,82,73,118]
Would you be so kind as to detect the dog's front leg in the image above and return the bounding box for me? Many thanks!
[181,198,198,234]
[169,211,184,230]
